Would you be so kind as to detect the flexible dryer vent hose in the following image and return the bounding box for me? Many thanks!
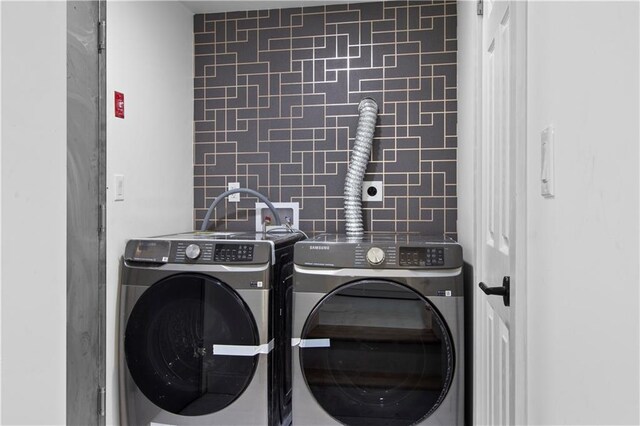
[344,98,379,237]
[200,188,281,231]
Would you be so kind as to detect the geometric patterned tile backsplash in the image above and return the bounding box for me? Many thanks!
[194,1,457,236]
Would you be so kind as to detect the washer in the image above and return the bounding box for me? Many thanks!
[292,234,464,426]
[119,231,303,426]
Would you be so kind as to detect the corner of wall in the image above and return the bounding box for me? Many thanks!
[105,2,194,424]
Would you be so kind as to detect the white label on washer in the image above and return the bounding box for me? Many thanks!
[212,339,274,356]
[446,290,452,297]
[162,257,169,262]
[291,338,331,348]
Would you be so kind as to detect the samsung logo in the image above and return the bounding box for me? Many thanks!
[309,245,330,250]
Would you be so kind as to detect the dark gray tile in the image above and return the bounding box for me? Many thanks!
[204,175,227,189]
[237,18,258,30]
[396,6,408,31]
[195,44,214,55]
[227,10,247,20]
[434,64,457,88]
[194,14,205,33]
[434,160,456,184]
[446,112,457,136]
[422,52,457,66]
[192,1,457,233]
[421,4,445,17]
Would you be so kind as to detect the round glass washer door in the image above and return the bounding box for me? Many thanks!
[299,280,455,426]
[125,273,259,416]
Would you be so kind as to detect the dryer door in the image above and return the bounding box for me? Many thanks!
[299,280,455,425]
[124,273,259,416]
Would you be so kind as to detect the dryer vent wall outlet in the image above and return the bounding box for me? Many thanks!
[362,181,383,202]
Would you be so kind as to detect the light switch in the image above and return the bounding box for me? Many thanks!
[114,174,125,201]
[541,127,554,198]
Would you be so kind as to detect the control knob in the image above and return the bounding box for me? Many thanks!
[185,244,201,260]
[366,247,385,265]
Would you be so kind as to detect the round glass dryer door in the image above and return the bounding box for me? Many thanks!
[299,280,455,426]
[125,273,259,416]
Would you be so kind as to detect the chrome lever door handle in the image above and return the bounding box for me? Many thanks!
[479,276,510,307]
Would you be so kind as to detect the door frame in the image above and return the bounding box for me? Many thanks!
[472,1,528,424]
[66,0,106,424]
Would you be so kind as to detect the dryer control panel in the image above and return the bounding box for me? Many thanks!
[294,234,462,269]
[399,247,445,267]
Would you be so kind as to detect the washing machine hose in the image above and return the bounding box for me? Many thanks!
[200,188,281,231]
[344,98,379,237]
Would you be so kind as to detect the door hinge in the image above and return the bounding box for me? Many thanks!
[477,0,484,16]
[99,204,106,234]
[98,386,106,417]
[98,20,106,52]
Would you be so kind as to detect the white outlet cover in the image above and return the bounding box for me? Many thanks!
[228,182,240,202]
[255,202,299,231]
[362,181,383,202]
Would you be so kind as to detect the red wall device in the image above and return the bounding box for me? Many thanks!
[115,91,125,119]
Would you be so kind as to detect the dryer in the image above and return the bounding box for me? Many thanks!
[292,234,464,425]
[119,231,303,426]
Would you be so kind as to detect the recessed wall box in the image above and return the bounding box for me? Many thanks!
[255,202,300,231]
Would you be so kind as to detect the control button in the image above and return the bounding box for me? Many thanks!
[366,247,385,265]
[185,244,201,260]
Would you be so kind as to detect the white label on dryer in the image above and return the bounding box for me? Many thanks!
[212,339,274,356]
[291,338,331,348]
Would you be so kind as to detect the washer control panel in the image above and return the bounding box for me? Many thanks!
[213,243,254,262]
[125,239,266,265]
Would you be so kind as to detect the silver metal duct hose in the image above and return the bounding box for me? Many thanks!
[344,97,379,237]
[200,188,281,231]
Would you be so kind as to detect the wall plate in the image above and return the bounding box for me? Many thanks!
[541,127,555,198]
[228,182,240,202]
[255,202,299,231]
[362,181,383,202]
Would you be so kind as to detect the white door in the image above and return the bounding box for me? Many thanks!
[475,0,527,425]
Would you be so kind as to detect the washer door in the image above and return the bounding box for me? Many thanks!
[125,273,259,416]
[299,280,454,426]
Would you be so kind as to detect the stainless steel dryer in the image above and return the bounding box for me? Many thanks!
[119,231,303,426]
[292,234,464,426]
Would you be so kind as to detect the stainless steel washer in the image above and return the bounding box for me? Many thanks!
[292,234,464,425]
[119,231,303,426]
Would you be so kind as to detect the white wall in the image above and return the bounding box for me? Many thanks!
[457,0,479,268]
[456,4,480,423]
[106,1,194,424]
[1,2,67,424]
[527,2,639,424]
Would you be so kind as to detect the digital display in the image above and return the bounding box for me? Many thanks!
[214,244,254,262]
[399,247,445,266]
[131,240,171,262]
